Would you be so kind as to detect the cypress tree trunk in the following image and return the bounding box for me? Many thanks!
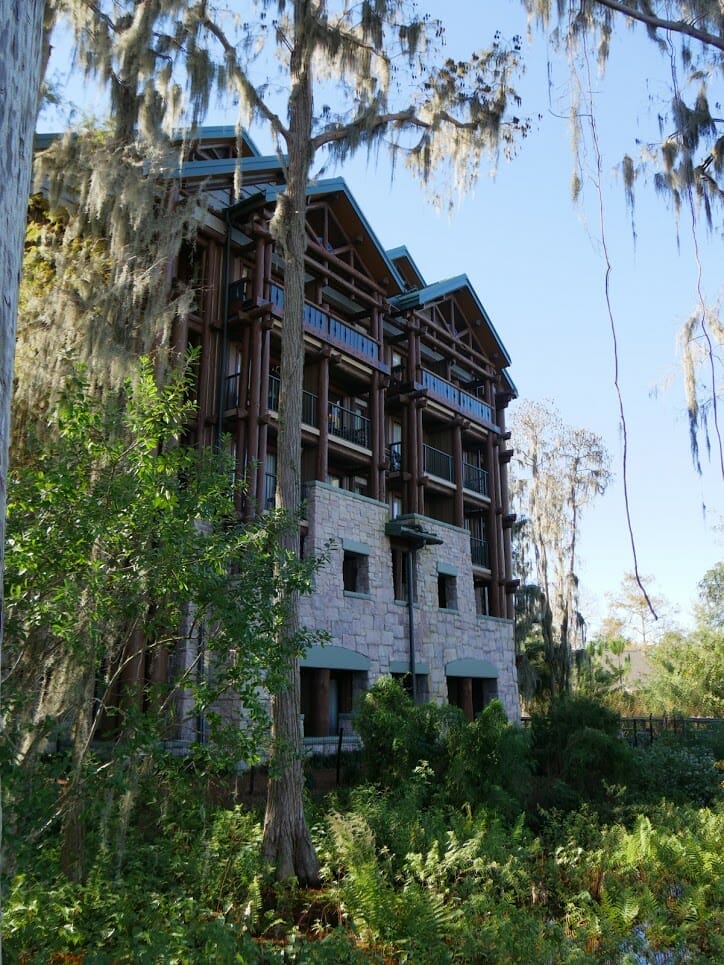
[261,0,320,885]
[0,0,46,927]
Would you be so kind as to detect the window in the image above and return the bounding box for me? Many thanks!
[474,580,490,616]
[438,573,457,609]
[343,550,369,594]
[447,677,498,721]
[389,496,402,519]
[391,547,416,602]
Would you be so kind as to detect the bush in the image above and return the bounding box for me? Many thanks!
[631,732,722,807]
[446,700,532,818]
[354,676,463,788]
[530,696,634,811]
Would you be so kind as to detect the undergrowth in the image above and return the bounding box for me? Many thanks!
[3,686,722,962]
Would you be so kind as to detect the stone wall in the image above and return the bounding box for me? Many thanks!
[299,482,520,722]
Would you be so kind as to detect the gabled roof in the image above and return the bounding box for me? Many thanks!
[386,245,427,290]
[390,274,512,369]
[234,177,407,297]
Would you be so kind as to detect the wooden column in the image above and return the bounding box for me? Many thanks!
[460,678,474,722]
[487,432,502,618]
[453,420,464,527]
[309,668,331,737]
[256,321,271,506]
[316,350,330,481]
[415,400,425,515]
[369,369,381,500]
[245,319,262,515]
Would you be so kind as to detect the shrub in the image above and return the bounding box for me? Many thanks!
[529,696,634,812]
[354,676,463,788]
[631,732,722,807]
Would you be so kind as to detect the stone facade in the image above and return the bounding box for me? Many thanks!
[299,482,520,722]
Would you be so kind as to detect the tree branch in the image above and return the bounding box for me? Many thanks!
[200,15,289,144]
[593,0,724,54]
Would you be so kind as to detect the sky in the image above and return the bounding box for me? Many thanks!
[38,1,722,633]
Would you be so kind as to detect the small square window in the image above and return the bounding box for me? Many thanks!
[343,550,369,594]
[438,573,457,609]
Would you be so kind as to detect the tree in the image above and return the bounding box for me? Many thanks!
[602,572,674,646]
[520,1,723,473]
[512,400,611,696]
[694,560,724,630]
[0,2,48,948]
[3,357,317,881]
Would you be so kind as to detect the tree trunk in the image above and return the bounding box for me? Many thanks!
[261,1,320,885]
[0,0,46,931]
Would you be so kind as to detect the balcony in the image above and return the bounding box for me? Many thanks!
[329,403,370,448]
[470,536,490,568]
[463,462,489,497]
[420,370,494,426]
[268,373,319,426]
[423,443,453,482]
[269,283,379,363]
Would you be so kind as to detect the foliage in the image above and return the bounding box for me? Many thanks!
[353,676,462,789]
[630,730,723,808]
[4,698,723,961]
[694,561,724,631]
[520,1,723,470]
[643,625,724,717]
[2,358,319,879]
[529,696,634,812]
[601,572,675,646]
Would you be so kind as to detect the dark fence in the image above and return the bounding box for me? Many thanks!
[520,714,722,747]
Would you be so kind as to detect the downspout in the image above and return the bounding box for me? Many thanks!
[406,548,417,702]
[215,208,233,450]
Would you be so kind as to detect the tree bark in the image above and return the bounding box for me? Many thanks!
[261,0,320,885]
[0,0,46,936]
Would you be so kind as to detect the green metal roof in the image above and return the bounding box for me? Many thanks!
[389,274,512,369]
[445,657,499,679]
[301,645,370,671]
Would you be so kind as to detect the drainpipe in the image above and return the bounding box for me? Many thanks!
[406,547,417,702]
[384,521,444,705]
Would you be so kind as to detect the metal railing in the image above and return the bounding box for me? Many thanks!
[463,462,489,496]
[223,372,241,410]
[264,473,276,509]
[329,403,370,448]
[267,373,319,427]
[421,369,494,425]
[470,536,490,568]
[388,440,402,471]
[423,443,454,481]
[269,282,379,362]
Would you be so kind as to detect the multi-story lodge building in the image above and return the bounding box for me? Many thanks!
[167,128,521,733]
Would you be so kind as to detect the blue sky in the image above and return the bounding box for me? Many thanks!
[38,1,721,631]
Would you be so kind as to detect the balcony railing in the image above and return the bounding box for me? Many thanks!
[269,282,379,362]
[421,370,494,425]
[268,373,319,426]
[388,440,402,471]
[470,536,490,568]
[423,443,454,482]
[264,472,277,510]
[463,462,489,497]
[329,403,370,448]
[224,372,241,410]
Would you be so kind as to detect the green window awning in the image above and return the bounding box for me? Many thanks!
[301,645,370,671]
[445,657,499,679]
